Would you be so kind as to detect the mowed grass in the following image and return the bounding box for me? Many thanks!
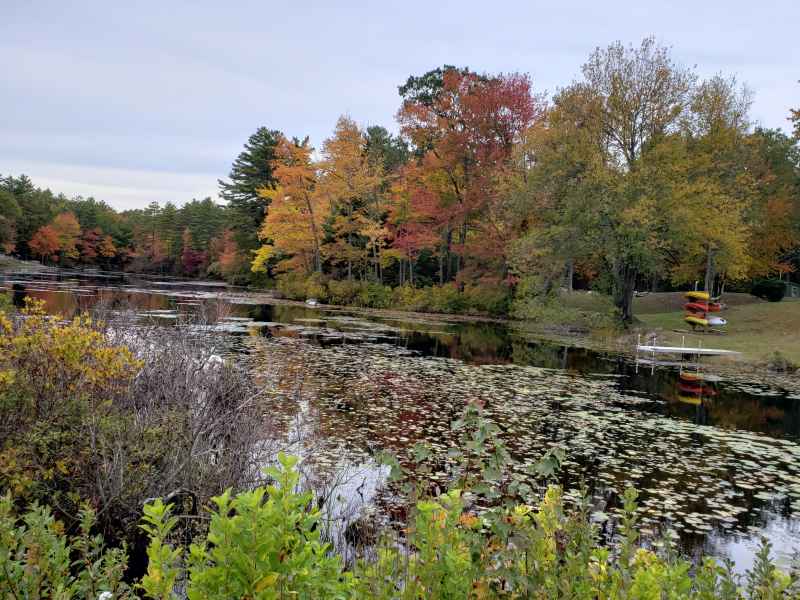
[636,297,800,363]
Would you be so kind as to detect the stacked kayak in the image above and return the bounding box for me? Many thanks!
[683,291,727,329]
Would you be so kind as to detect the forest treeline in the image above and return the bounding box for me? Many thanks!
[0,178,247,282]
[2,37,799,320]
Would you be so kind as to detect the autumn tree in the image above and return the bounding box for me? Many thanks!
[397,66,540,285]
[28,225,61,263]
[548,38,696,321]
[217,229,244,279]
[50,212,82,261]
[501,96,608,296]
[740,128,800,280]
[78,227,103,263]
[252,137,323,275]
[181,228,207,276]
[98,234,117,264]
[316,116,386,280]
[387,164,443,285]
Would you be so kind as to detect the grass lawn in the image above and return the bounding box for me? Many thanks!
[636,298,800,364]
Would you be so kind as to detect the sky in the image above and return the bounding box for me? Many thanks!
[2,0,798,211]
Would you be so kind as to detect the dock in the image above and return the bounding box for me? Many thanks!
[635,345,741,357]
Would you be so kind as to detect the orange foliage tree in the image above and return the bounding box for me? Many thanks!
[50,212,81,260]
[28,225,61,263]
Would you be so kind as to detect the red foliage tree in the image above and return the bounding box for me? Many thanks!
[396,68,541,283]
[181,228,207,276]
[78,228,103,263]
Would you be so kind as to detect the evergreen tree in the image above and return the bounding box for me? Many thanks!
[218,127,282,252]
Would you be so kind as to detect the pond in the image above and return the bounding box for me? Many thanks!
[2,268,799,571]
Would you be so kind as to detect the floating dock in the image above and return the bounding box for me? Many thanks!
[635,344,740,357]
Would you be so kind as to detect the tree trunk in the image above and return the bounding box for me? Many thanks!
[304,193,322,273]
[613,261,637,324]
[704,245,715,294]
[565,259,574,292]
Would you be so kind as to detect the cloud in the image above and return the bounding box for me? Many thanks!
[1,159,219,211]
[1,0,798,212]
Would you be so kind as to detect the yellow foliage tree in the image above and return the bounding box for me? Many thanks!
[252,137,323,274]
[51,212,82,260]
[316,116,386,280]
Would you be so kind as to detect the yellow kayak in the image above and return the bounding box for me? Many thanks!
[685,291,710,301]
[685,315,709,327]
[685,315,727,327]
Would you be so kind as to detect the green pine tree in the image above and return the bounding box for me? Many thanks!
[218,127,282,252]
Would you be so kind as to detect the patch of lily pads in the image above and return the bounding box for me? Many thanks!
[243,334,799,560]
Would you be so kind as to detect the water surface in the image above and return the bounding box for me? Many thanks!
[2,268,798,570]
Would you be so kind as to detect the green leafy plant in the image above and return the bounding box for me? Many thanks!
[140,453,355,599]
[0,494,132,598]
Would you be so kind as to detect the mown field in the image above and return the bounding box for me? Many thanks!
[635,293,800,364]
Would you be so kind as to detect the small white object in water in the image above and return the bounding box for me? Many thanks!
[305,298,318,307]
[204,354,224,369]
[98,593,113,600]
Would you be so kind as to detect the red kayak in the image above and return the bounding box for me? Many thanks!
[684,301,722,313]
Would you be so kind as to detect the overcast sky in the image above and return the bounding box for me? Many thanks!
[2,1,798,210]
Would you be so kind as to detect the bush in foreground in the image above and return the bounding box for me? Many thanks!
[2,455,798,599]
[0,299,265,553]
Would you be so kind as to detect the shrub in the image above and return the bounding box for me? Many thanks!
[0,300,141,512]
[356,282,393,309]
[140,453,355,599]
[327,278,361,305]
[0,300,265,550]
[462,283,511,316]
[0,494,133,598]
[392,284,428,311]
[304,272,329,302]
[426,283,468,313]
[751,279,786,302]
[276,272,313,300]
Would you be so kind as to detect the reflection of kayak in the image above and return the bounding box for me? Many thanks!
[685,315,727,327]
[678,381,717,396]
[678,381,703,394]
[685,291,711,301]
[677,393,702,405]
[679,372,704,382]
[684,302,722,313]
